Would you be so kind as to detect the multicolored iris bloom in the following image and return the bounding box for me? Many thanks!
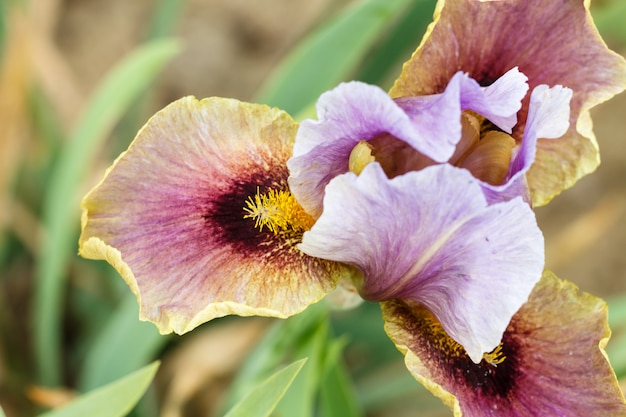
[288,68,569,363]
[78,0,626,414]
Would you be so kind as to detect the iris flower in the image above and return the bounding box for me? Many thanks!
[288,68,570,363]
[78,0,626,413]
[78,70,547,362]
[80,67,553,362]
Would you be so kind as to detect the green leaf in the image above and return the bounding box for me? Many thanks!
[255,0,415,115]
[319,339,363,417]
[0,0,6,62]
[219,303,327,414]
[356,364,452,415]
[593,1,626,45]
[606,293,626,378]
[608,294,626,330]
[273,316,328,417]
[331,302,401,373]
[223,359,307,417]
[0,403,6,417]
[78,292,168,391]
[33,38,180,386]
[606,330,626,379]
[145,0,184,40]
[38,362,160,417]
[355,0,436,88]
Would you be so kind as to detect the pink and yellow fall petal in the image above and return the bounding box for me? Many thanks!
[390,0,626,207]
[79,96,343,335]
[382,270,626,416]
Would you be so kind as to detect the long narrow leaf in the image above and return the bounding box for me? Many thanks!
[273,318,328,417]
[319,339,363,417]
[38,362,159,417]
[355,0,436,87]
[78,292,168,391]
[145,0,184,40]
[34,39,180,385]
[219,302,326,414]
[608,294,626,330]
[255,0,414,115]
[356,367,437,413]
[223,359,307,417]
[0,0,5,61]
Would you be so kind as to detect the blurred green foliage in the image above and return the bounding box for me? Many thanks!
[38,362,159,417]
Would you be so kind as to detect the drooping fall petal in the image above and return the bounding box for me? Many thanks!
[79,96,344,334]
[390,0,626,206]
[299,162,543,362]
[382,271,626,416]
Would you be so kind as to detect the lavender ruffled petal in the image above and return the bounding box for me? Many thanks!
[288,82,420,217]
[483,85,572,204]
[397,67,527,163]
[289,69,528,217]
[299,162,543,362]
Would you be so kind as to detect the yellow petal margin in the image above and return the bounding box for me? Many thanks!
[80,97,345,334]
[382,271,626,416]
[389,0,626,207]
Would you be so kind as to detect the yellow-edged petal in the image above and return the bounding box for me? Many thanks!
[80,96,344,334]
[382,270,626,416]
[390,0,626,206]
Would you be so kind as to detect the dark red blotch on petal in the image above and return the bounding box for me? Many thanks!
[384,273,626,416]
[202,165,293,256]
[386,300,521,401]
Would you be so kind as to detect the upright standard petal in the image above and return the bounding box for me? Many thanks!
[79,96,343,334]
[288,71,528,217]
[480,84,573,204]
[383,271,626,416]
[288,81,419,218]
[390,0,626,206]
[395,68,527,161]
[299,163,543,363]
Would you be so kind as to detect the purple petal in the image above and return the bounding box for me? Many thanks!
[509,84,572,175]
[287,81,424,217]
[383,271,626,416]
[482,84,572,204]
[288,70,528,217]
[299,162,544,362]
[479,67,530,130]
[79,97,344,334]
[288,81,420,218]
[396,67,528,162]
